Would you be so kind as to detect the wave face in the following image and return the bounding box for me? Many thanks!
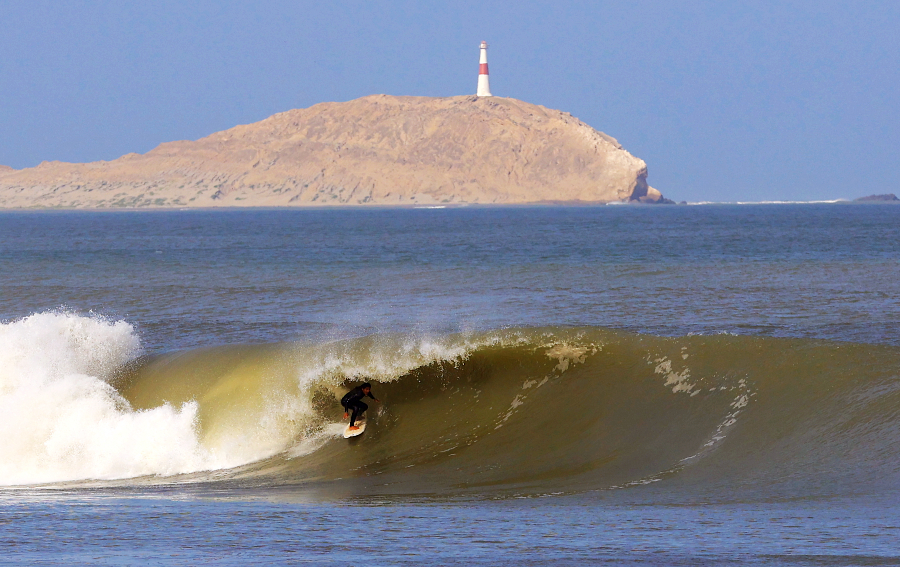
[3,313,899,498]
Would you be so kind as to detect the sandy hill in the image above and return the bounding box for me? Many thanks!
[0,95,666,208]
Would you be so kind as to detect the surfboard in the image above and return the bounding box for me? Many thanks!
[343,419,366,438]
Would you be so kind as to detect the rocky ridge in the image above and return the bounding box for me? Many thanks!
[0,95,665,208]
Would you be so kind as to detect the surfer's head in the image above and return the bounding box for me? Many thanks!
[361,382,372,393]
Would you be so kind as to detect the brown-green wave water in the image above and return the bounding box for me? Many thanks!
[115,327,900,499]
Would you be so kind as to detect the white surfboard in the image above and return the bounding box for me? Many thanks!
[343,419,366,438]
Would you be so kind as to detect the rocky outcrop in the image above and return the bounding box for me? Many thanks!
[0,95,665,208]
[855,194,899,202]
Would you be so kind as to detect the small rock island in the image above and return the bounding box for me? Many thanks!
[854,194,899,203]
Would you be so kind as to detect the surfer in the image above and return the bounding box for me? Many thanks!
[341,382,380,431]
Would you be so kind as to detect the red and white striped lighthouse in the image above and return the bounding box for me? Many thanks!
[476,41,492,97]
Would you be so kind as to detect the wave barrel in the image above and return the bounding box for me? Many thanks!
[476,41,492,97]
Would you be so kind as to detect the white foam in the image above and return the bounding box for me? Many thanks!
[286,423,346,459]
[0,313,232,486]
[653,357,695,394]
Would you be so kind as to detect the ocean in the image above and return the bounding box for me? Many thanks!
[0,204,898,565]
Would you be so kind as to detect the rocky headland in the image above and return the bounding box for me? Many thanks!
[0,95,667,208]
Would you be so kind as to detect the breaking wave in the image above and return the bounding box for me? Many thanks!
[2,313,898,499]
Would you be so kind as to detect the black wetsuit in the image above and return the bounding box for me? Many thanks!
[341,385,376,427]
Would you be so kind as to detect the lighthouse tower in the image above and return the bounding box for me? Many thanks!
[476,41,492,97]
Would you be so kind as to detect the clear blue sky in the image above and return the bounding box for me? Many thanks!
[2,0,898,202]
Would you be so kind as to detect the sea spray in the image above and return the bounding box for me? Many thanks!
[0,313,216,485]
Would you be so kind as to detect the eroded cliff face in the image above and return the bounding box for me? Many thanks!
[0,95,665,208]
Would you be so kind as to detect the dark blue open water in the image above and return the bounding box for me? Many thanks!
[0,205,898,565]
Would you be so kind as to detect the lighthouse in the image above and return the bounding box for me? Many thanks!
[476,41,492,97]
